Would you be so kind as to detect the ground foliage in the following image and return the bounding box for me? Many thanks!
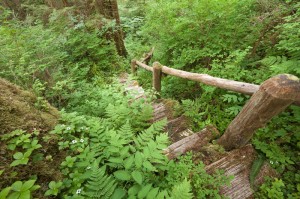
[0,0,300,198]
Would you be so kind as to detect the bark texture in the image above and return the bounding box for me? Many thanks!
[131,59,137,76]
[136,61,153,72]
[1,0,25,19]
[152,62,162,93]
[161,65,259,95]
[96,0,127,57]
[218,74,300,150]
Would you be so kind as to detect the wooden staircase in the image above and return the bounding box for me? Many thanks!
[119,73,276,199]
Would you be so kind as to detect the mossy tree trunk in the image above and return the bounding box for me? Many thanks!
[1,0,26,19]
[95,0,127,57]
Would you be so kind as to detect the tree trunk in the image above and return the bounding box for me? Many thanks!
[95,0,127,57]
[1,0,25,19]
[217,74,300,150]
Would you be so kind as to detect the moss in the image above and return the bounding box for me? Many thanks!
[0,78,59,134]
[0,79,64,198]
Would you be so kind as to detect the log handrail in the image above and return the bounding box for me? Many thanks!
[161,65,259,95]
[132,50,300,151]
[132,55,300,106]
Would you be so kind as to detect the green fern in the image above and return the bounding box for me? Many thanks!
[171,179,193,199]
[151,118,168,133]
[83,162,117,199]
[260,56,300,76]
[118,122,134,143]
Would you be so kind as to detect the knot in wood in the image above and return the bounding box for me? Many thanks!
[260,74,300,101]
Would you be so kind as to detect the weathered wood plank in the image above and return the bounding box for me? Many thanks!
[205,145,256,199]
[205,145,277,199]
[151,102,166,123]
[164,126,219,159]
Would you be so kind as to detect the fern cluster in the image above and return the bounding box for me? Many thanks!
[83,163,117,199]
[48,82,231,198]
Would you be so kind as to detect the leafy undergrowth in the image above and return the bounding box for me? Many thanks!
[0,82,232,199]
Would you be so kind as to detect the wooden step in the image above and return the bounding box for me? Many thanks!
[119,73,146,100]
[152,102,167,123]
[205,145,277,199]
[164,126,219,159]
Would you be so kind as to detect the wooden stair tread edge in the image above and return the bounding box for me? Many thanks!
[205,145,277,199]
[165,126,220,160]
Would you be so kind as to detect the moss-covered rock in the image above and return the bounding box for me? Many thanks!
[0,78,59,134]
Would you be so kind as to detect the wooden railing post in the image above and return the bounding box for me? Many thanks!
[131,59,137,76]
[153,62,162,93]
[217,74,300,151]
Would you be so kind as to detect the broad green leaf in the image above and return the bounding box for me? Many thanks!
[48,181,56,189]
[0,187,11,198]
[111,188,126,199]
[135,152,143,168]
[131,171,143,185]
[114,170,131,181]
[13,152,23,160]
[45,190,53,196]
[0,170,4,176]
[108,157,123,164]
[7,192,21,199]
[30,185,40,191]
[143,161,156,171]
[10,158,29,166]
[21,180,36,191]
[146,187,160,199]
[11,181,23,191]
[19,190,30,199]
[138,184,152,199]
[124,156,134,170]
[120,146,130,157]
[128,184,141,196]
[24,150,33,158]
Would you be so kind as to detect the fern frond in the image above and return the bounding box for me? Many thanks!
[171,178,193,199]
[118,122,134,143]
[151,118,167,133]
[83,162,117,199]
[134,129,154,147]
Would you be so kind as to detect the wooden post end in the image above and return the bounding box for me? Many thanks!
[152,62,162,93]
[217,74,300,151]
[131,59,137,75]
